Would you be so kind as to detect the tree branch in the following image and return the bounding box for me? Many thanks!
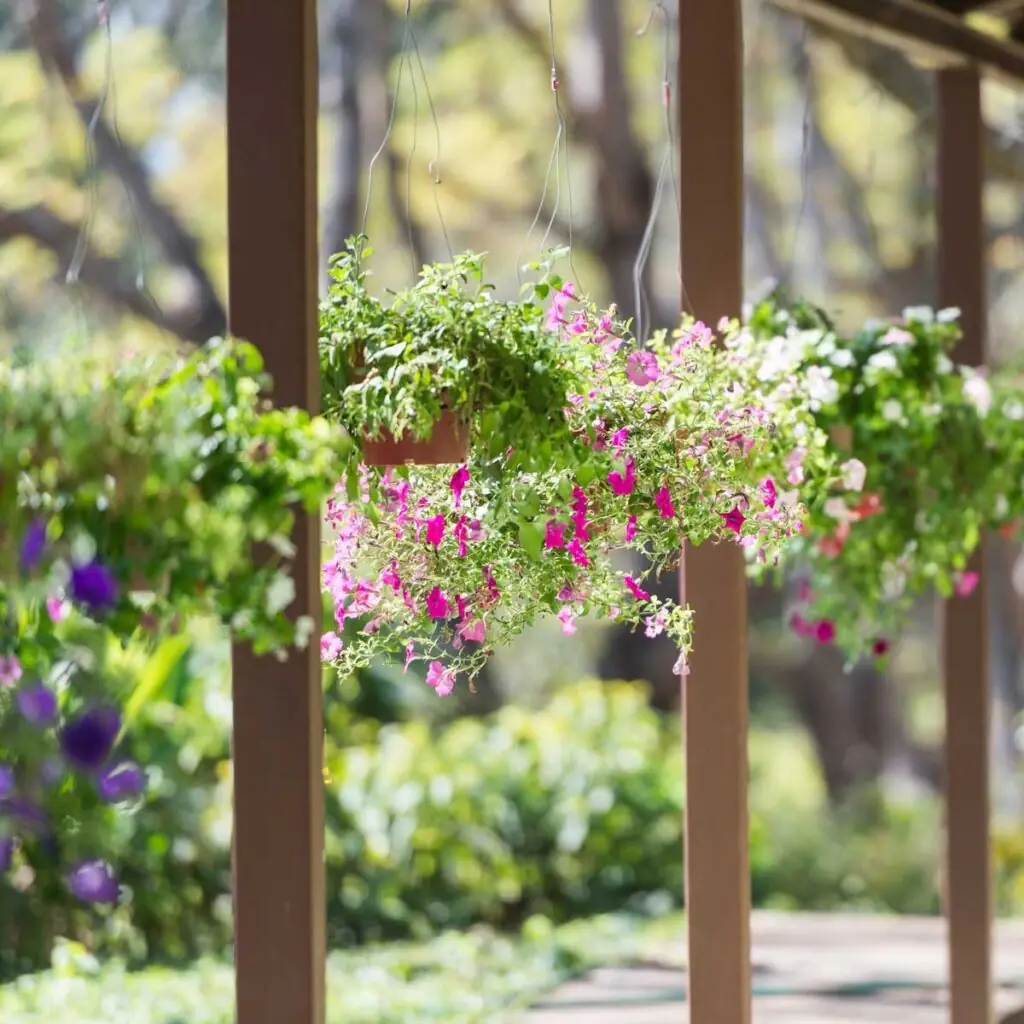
[0,203,208,341]
[22,0,225,340]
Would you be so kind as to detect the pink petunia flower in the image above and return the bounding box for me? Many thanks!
[0,655,23,688]
[449,465,470,508]
[654,486,675,519]
[426,587,450,620]
[625,515,638,543]
[721,506,746,535]
[454,516,470,558]
[626,350,660,386]
[557,606,578,636]
[954,571,979,598]
[608,458,636,497]
[459,619,486,644]
[545,520,567,549]
[759,478,777,510]
[814,619,836,644]
[426,661,457,697]
[623,575,650,601]
[425,515,446,549]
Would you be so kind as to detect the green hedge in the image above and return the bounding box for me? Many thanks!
[6,675,1021,976]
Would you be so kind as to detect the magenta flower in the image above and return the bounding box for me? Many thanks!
[571,485,590,541]
[954,571,979,598]
[624,575,650,601]
[426,587,450,620]
[404,643,416,672]
[624,515,638,543]
[567,539,590,568]
[626,350,660,386]
[608,458,636,497]
[46,595,70,623]
[68,859,119,904]
[450,465,470,507]
[320,631,344,661]
[872,638,891,659]
[380,562,402,593]
[545,520,567,549]
[789,613,815,639]
[425,661,457,697]
[545,281,577,330]
[610,428,629,449]
[721,506,746,535]
[425,515,446,548]
[482,566,501,604]
[814,619,836,645]
[454,515,470,557]
[759,478,777,510]
[654,486,676,519]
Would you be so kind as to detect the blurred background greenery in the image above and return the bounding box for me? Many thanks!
[3,0,1024,1016]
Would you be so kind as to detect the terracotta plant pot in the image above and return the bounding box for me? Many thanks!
[362,410,468,467]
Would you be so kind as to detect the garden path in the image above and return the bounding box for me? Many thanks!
[526,912,1024,1022]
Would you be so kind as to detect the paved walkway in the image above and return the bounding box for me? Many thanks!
[526,913,1024,1022]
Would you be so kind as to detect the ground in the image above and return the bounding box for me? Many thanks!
[527,913,1024,1022]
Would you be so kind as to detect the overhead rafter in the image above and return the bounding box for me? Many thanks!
[771,0,1024,84]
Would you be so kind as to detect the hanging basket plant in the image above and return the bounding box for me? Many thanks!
[318,238,597,468]
[729,294,1024,662]
[320,272,823,693]
[0,338,347,901]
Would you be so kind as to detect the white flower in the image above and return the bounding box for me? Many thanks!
[995,494,1009,519]
[902,306,934,324]
[936,355,954,375]
[264,571,296,616]
[961,372,992,416]
[1004,399,1024,421]
[805,365,839,408]
[294,615,315,649]
[830,348,855,368]
[881,562,907,600]
[824,497,852,521]
[867,349,899,373]
[881,399,904,423]
[840,458,867,492]
[937,307,961,323]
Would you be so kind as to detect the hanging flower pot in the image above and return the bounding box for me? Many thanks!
[361,408,468,467]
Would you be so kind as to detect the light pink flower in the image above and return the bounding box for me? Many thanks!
[0,655,22,688]
[426,661,456,697]
[626,350,660,386]
[459,619,486,644]
[47,595,70,622]
[557,606,578,636]
[320,631,344,661]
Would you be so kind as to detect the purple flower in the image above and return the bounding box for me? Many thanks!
[0,765,14,800]
[68,859,119,904]
[96,761,146,803]
[17,684,58,726]
[70,561,118,613]
[20,519,46,573]
[2,797,47,834]
[61,707,120,771]
[0,837,13,873]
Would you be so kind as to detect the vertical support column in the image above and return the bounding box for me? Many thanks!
[937,66,992,1024]
[678,2,751,1023]
[227,4,326,1024]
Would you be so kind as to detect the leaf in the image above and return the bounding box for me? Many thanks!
[518,521,545,562]
[122,634,192,729]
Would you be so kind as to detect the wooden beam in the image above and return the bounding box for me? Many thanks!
[772,0,1024,84]
[937,65,993,1024]
[226,3,326,1024]
[678,1,751,1022]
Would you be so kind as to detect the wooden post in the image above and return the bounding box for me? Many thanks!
[937,66,992,1024]
[678,1,751,1023]
[226,4,326,1024]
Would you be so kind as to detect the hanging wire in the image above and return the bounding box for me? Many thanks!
[632,1,681,343]
[361,0,454,278]
[787,20,813,289]
[516,0,582,290]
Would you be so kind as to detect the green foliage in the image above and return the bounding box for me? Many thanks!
[735,296,1024,659]
[0,913,644,1024]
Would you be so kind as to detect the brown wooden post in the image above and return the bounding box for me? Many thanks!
[678,1,751,1022]
[226,3,326,1024]
[937,66,992,1024]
